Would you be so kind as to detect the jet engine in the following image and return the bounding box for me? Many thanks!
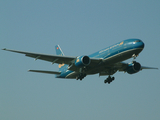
[126,61,141,74]
[75,55,91,67]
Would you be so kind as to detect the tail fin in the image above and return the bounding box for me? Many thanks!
[55,45,64,56]
[55,45,66,71]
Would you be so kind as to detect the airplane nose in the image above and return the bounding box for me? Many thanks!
[140,41,145,49]
[133,40,144,49]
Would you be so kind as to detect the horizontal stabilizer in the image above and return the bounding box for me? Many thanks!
[28,70,61,75]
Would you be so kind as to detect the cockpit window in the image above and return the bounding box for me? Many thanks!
[135,40,141,43]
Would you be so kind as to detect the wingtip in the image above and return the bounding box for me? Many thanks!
[2,48,6,50]
[152,67,158,70]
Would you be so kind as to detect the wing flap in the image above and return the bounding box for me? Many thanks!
[28,70,61,74]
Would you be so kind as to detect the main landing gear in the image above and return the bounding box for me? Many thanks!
[76,73,86,81]
[104,75,115,84]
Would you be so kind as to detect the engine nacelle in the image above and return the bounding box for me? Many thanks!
[75,55,91,67]
[126,62,141,74]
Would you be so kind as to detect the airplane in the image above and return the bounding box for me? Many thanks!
[2,38,158,84]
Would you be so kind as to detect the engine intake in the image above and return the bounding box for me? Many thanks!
[75,55,91,67]
[127,61,141,74]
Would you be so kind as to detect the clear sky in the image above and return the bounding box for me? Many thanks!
[1,0,160,120]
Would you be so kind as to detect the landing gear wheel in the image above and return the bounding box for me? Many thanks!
[104,76,115,84]
[104,79,107,84]
[76,73,86,81]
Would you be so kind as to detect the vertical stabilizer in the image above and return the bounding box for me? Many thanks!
[55,45,66,72]
[55,45,64,56]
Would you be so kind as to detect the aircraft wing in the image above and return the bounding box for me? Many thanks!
[2,48,101,66]
[140,66,159,69]
[28,70,61,74]
[116,62,158,72]
[2,48,76,64]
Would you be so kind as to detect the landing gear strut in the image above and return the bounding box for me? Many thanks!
[76,73,86,81]
[104,75,115,84]
[132,54,138,62]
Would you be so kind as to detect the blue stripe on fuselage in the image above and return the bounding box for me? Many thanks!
[57,39,144,78]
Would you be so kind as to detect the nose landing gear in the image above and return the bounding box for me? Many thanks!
[104,75,115,84]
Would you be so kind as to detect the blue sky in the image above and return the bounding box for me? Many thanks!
[1,0,160,120]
